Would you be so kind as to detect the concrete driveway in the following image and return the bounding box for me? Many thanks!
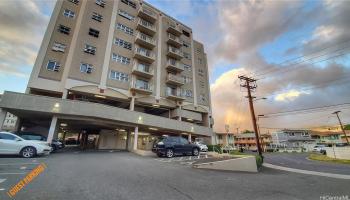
[0,150,349,200]
[264,153,350,175]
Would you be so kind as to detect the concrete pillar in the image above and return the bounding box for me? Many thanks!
[126,129,131,151]
[14,117,22,132]
[188,133,192,142]
[129,97,135,111]
[178,105,182,121]
[0,109,6,131]
[62,89,68,99]
[211,135,216,145]
[47,116,58,144]
[133,126,138,151]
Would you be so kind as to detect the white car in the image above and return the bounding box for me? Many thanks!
[194,142,208,152]
[0,132,52,158]
[312,145,326,154]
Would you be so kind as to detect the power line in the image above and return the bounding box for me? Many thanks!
[259,103,350,117]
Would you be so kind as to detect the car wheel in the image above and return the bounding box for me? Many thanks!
[166,149,174,158]
[192,148,199,156]
[51,145,57,152]
[20,147,36,158]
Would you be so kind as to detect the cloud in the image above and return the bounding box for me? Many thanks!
[0,0,54,77]
[274,90,310,102]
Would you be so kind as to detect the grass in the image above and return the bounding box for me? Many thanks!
[309,153,350,165]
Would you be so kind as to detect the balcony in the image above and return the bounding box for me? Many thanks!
[167,46,183,60]
[132,62,153,78]
[136,19,156,36]
[167,23,182,36]
[135,32,156,49]
[138,6,157,23]
[166,59,184,72]
[166,88,185,101]
[167,33,182,48]
[166,73,184,86]
[130,80,152,95]
[134,47,155,63]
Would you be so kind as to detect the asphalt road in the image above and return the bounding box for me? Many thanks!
[0,150,349,200]
[264,153,350,175]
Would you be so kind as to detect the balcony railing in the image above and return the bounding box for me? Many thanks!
[166,73,184,85]
[137,19,156,35]
[132,62,153,78]
[167,46,183,59]
[130,80,152,94]
[135,31,155,48]
[167,23,182,36]
[138,6,157,23]
[134,47,155,63]
[165,87,185,100]
[166,59,184,72]
[167,33,182,48]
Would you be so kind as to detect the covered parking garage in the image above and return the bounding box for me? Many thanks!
[0,91,214,154]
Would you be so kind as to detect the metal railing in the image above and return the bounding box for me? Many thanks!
[166,87,184,97]
[139,6,156,17]
[138,19,155,30]
[168,46,182,55]
[167,59,184,70]
[135,47,154,58]
[136,32,155,45]
[167,73,184,84]
[133,62,152,74]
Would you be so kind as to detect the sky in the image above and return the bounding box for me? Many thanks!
[0,0,350,133]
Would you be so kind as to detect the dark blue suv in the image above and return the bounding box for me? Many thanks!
[152,136,200,158]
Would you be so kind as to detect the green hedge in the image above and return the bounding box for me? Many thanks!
[207,145,222,153]
[256,155,264,168]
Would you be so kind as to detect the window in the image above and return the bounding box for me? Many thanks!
[183,76,192,84]
[96,0,106,7]
[196,48,201,53]
[63,9,75,18]
[68,0,79,4]
[80,63,93,73]
[179,137,189,145]
[84,44,96,55]
[288,133,295,137]
[183,41,190,48]
[182,30,190,37]
[89,28,100,38]
[58,24,70,35]
[116,23,134,35]
[135,79,150,90]
[0,133,17,140]
[118,10,134,21]
[184,89,192,97]
[92,12,103,22]
[198,68,204,76]
[183,64,191,71]
[183,52,191,60]
[121,0,136,9]
[198,58,202,64]
[52,42,66,52]
[46,60,60,72]
[114,38,132,50]
[200,80,205,88]
[109,70,129,82]
[112,53,130,65]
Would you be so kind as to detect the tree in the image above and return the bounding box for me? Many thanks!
[344,124,350,130]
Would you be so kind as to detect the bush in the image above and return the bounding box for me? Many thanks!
[207,145,222,153]
[256,155,264,168]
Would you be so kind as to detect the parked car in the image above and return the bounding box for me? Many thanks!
[17,132,64,151]
[194,141,208,152]
[65,138,79,145]
[312,145,326,154]
[222,145,236,153]
[0,132,52,158]
[152,136,200,158]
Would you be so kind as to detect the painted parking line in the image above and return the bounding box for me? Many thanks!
[0,173,25,175]
[0,163,38,166]
[20,166,27,170]
[0,179,6,184]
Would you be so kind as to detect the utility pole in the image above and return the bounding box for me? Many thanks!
[238,75,263,157]
[332,111,349,144]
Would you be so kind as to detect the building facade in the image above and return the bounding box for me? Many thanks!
[0,0,214,152]
[271,129,315,151]
[234,133,271,151]
[215,132,235,146]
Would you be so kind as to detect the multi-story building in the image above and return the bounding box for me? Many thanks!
[234,133,271,151]
[215,132,235,146]
[271,129,315,151]
[0,0,214,152]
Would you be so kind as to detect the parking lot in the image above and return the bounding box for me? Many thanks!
[0,150,349,200]
[153,153,211,166]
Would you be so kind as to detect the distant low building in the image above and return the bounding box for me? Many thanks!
[271,129,315,150]
[310,131,342,145]
[215,132,235,146]
[235,133,271,151]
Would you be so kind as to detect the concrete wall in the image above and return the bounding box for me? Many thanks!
[325,147,350,160]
